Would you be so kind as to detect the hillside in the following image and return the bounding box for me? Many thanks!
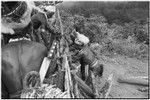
[57,1,149,98]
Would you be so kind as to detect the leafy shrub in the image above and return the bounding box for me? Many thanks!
[101,39,148,59]
[59,5,148,60]
[134,26,149,44]
[83,22,108,43]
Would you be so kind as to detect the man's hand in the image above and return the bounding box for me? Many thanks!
[92,64,104,77]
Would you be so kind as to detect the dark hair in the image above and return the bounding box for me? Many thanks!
[2,1,20,15]
[2,1,27,19]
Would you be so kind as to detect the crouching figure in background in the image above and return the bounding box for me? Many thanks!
[70,30,104,81]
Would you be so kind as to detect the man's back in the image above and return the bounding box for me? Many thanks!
[2,40,47,98]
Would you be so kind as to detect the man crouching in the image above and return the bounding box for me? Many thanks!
[70,30,104,81]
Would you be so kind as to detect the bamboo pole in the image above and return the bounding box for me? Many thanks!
[63,54,71,98]
[56,7,74,98]
[57,9,64,35]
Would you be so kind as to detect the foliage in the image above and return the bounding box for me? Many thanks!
[21,84,68,98]
[102,39,149,59]
[59,1,149,24]
[58,2,148,60]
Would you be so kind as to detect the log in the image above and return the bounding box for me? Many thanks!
[117,76,148,86]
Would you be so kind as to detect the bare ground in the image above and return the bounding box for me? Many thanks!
[98,54,149,98]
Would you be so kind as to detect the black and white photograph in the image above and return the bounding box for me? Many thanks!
[1,0,149,99]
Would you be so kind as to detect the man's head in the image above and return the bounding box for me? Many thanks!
[75,32,89,46]
[44,5,56,19]
[2,1,24,19]
[1,1,37,34]
[71,30,89,46]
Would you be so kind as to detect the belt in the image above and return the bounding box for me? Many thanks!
[90,59,98,68]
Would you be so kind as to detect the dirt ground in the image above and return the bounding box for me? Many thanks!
[98,54,149,98]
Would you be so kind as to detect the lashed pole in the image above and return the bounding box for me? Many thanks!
[56,7,74,98]
[39,3,61,84]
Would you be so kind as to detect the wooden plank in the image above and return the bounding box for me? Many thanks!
[39,57,51,83]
